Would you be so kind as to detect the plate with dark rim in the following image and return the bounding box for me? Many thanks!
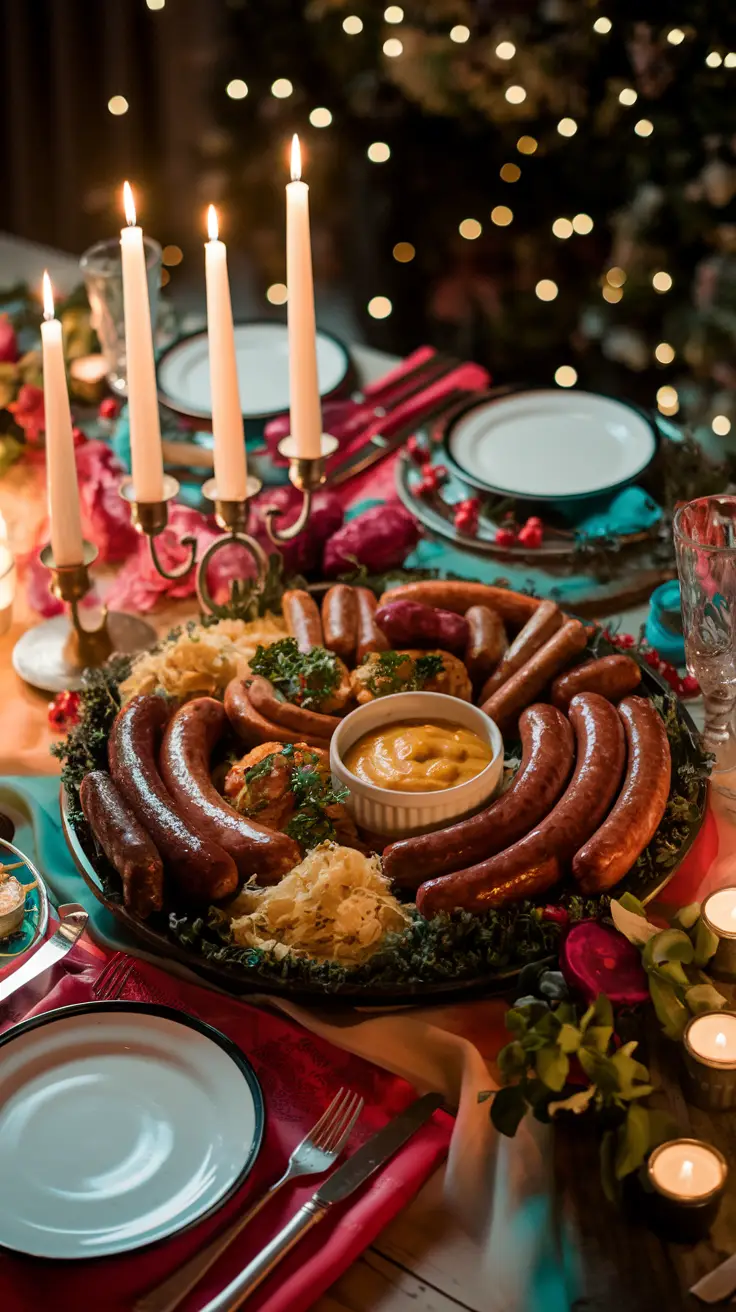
[0,1002,264,1258]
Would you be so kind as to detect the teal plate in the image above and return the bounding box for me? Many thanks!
[0,839,49,962]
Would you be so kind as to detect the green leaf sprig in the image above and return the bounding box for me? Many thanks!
[250,637,341,711]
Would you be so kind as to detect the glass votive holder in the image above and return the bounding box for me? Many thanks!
[645,1139,728,1243]
[701,887,736,981]
[80,236,162,396]
[683,1010,736,1109]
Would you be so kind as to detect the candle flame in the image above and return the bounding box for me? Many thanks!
[679,1159,694,1181]
[123,180,137,227]
[42,270,54,322]
[207,204,219,241]
[716,1031,727,1048]
[290,133,302,182]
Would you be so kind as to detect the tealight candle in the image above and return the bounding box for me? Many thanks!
[701,886,736,981]
[646,1139,727,1242]
[683,1010,736,1110]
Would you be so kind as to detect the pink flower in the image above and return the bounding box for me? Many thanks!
[8,384,45,441]
[0,315,18,364]
[24,549,64,618]
[74,439,138,563]
[248,486,344,574]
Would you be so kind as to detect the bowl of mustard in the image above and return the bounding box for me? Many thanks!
[330,691,504,839]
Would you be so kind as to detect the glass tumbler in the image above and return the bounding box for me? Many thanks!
[674,495,736,776]
[80,236,162,395]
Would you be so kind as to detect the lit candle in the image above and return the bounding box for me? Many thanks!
[204,205,247,500]
[0,514,15,636]
[701,886,736,980]
[683,1010,736,1110]
[646,1138,727,1241]
[40,272,84,567]
[120,181,164,503]
[286,134,323,459]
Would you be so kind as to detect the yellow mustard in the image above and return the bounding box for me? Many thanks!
[344,720,492,793]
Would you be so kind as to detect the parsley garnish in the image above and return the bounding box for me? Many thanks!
[250,638,340,711]
[285,754,349,850]
[365,650,445,697]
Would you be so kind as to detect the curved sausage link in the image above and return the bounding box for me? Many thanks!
[80,770,164,918]
[464,605,508,686]
[246,676,336,742]
[481,619,588,731]
[160,697,301,884]
[355,586,390,663]
[551,654,642,711]
[225,677,305,747]
[322,584,359,662]
[480,601,563,701]
[282,589,324,652]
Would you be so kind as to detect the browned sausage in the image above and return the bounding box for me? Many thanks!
[480,601,563,700]
[383,704,574,888]
[80,770,164,918]
[160,697,300,884]
[416,692,625,917]
[109,696,237,905]
[355,586,390,663]
[225,677,305,747]
[482,619,588,731]
[377,581,543,629]
[464,606,508,685]
[321,584,359,662]
[282,588,324,652]
[247,675,336,742]
[551,653,642,711]
[572,695,671,893]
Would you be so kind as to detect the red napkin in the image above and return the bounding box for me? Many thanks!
[0,947,451,1312]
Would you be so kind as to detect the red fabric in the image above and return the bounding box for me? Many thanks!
[0,947,451,1312]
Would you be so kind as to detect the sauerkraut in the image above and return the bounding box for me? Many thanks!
[119,615,287,701]
[228,842,410,964]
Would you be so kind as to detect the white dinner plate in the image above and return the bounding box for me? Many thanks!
[157,321,351,421]
[0,1003,264,1258]
[444,389,657,501]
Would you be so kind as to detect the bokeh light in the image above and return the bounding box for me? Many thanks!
[491,205,513,226]
[505,85,527,104]
[655,342,675,364]
[619,88,638,105]
[266,283,288,305]
[368,296,392,318]
[500,162,521,182]
[555,366,578,387]
[552,218,573,239]
[713,415,732,435]
[309,107,332,128]
[593,17,612,33]
[459,218,482,239]
[557,118,577,137]
[450,25,470,43]
[343,15,363,33]
[496,41,516,59]
[367,141,391,162]
[108,96,129,115]
[635,119,654,136]
[657,385,679,415]
[517,135,537,154]
[536,279,558,301]
[393,242,415,262]
[572,213,593,234]
[226,79,248,99]
[383,37,403,56]
[271,79,293,98]
[652,271,673,292]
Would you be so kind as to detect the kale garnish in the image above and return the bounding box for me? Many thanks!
[250,637,340,710]
[364,649,445,697]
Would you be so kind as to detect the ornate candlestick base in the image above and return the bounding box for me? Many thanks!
[12,540,156,692]
[265,434,339,543]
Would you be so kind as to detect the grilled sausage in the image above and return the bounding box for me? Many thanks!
[224,677,305,747]
[572,695,671,893]
[322,584,359,662]
[282,588,323,652]
[481,619,588,731]
[416,692,625,917]
[160,697,301,884]
[109,695,237,905]
[80,770,163,918]
[551,653,642,711]
[383,704,574,888]
[247,675,336,742]
[377,581,544,629]
[480,601,563,700]
[355,586,390,663]
[464,606,508,685]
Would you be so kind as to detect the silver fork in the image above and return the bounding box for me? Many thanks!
[93,953,135,1001]
[135,1086,364,1312]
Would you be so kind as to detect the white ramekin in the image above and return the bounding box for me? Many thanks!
[330,691,504,840]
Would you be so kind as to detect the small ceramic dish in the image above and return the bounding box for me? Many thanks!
[330,691,504,840]
[0,838,49,961]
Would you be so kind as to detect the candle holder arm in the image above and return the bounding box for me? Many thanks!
[263,491,313,544]
[147,532,199,582]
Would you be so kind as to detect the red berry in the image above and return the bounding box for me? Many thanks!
[541,905,569,925]
[413,478,435,498]
[47,689,81,731]
[616,633,635,649]
[517,522,543,548]
[98,396,120,421]
[407,435,426,466]
[525,516,543,529]
[71,426,86,447]
[680,675,700,697]
[644,650,661,668]
[433,464,448,484]
[495,527,517,547]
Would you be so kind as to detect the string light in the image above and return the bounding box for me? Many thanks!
[602,285,623,303]
[491,205,513,226]
[706,51,723,67]
[450,25,470,43]
[367,142,391,163]
[226,79,248,99]
[343,15,363,33]
[552,218,573,239]
[146,0,165,8]
[713,415,732,435]
[606,267,627,287]
[500,163,521,182]
[536,279,558,301]
[107,95,129,115]
[384,5,403,20]
[667,28,685,45]
[635,119,654,136]
[162,245,183,266]
[309,107,332,127]
[383,37,403,56]
[459,218,482,239]
[496,41,516,59]
[517,135,537,154]
[368,295,392,319]
[266,283,288,305]
[619,87,637,105]
[652,271,673,292]
[657,385,679,415]
[572,213,593,234]
[393,242,415,262]
[655,342,675,364]
[557,118,577,137]
[506,85,527,104]
[555,366,578,387]
[725,53,736,67]
[271,78,293,98]
[593,17,612,33]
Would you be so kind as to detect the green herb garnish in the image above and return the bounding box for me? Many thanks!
[364,649,445,697]
[250,638,340,710]
[285,753,349,850]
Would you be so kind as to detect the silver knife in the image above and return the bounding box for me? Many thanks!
[0,909,88,1003]
[691,1253,736,1303]
[201,1091,444,1312]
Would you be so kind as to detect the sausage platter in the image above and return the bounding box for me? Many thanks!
[59,575,708,1004]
